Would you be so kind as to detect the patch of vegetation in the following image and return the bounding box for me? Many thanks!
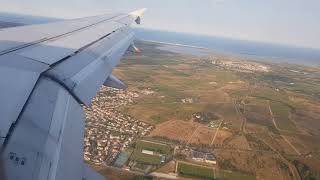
[262,74,292,82]
[251,88,295,109]
[147,103,207,124]
[270,101,290,118]
[149,114,168,124]
[211,70,239,84]
[270,101,296,131]
[217,159,237,171]
[267,125,280,135]
[289,82,320,99]
[230,90,249,98]
[174,153,187,160]
[292,160,320,180]
[166,68,192,77]
[177,163,215,179]
[245,134,273,151]
[150,84,186,102]
[170,104,205,120]
[204,104,238,120]
[131,151,161,165]
[97,166,140,180]
[136,176,153,180]
[177,162,255,180]
[125,97,207,124]
[244,105,280,134]
[122,69,153,82]
[276,159,294,178]
[193,111,220,124]
[245,112,270,127]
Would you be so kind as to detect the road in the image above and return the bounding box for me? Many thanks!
[267,100,301,155]
[262,134,301,180]
[266,100,301,180]
[210,119,224,146]
[186,125,200,145]
[150,172,177,179]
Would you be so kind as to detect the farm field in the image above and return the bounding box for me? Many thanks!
[270,101,297,132]
[177,162,255,180]
[177,162,215,179]
[148,120,199,143]
[188,126,216,145]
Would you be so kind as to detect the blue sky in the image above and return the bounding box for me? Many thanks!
[1,0,320,49]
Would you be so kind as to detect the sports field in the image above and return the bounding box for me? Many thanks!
[131,151,161,165]
[177,162,215,179]
[135,140,171,155]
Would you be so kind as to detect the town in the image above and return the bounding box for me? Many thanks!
[204,57,270,73]
[83,87,154,165]
[83,86,223,179]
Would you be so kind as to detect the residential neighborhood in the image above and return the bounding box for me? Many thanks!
[83,87,153,165]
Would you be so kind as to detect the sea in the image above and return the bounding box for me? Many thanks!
[134,28,320,67]
[0,12,319,67]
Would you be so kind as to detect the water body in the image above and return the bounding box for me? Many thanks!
[158,45,212,57]
[134,28,320,67]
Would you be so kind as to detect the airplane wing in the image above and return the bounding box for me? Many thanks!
[0,9,146,180]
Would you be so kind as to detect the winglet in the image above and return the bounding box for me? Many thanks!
[129,8,147,24]
[129,8,147,17]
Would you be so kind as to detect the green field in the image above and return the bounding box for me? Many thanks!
[270,101,297,131]
[245,105,271,127]
[178,163,215,179]
[136,140,171,155]
[124,98,209,124]
[251,88,294,108]
[122,70,152,82]
[177,162,256,180]
[131,151,161,165]
[210,70,239,84]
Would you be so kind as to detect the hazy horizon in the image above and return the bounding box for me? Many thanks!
[1,11,320,68]
[134,28,320,67]
[1,11,320,53]
[1,0,320,50]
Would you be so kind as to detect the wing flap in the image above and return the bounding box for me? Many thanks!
[45,28,134,105]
